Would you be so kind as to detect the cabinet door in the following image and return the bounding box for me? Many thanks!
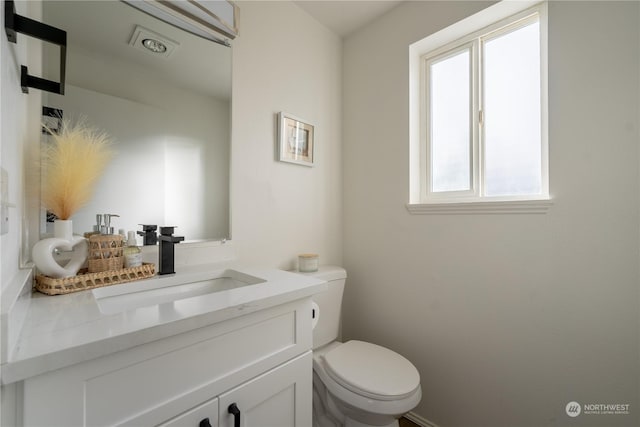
[159,397,219,427]
[218,351,312,427]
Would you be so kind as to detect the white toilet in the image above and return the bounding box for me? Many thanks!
[304,266,421,427]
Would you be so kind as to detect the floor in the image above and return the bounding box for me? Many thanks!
[399,417,420,427]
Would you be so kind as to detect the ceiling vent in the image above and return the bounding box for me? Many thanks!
[129,25,179,59]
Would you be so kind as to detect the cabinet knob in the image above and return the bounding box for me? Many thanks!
[228,403,241,427]
[199,418,212,427]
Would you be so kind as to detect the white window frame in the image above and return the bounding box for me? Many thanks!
[423,42,478,199]
[408,1,551,214]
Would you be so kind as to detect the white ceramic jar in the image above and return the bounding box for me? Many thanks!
[298,254,319,272]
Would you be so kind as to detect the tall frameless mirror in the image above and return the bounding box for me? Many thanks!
[40,0,231,243]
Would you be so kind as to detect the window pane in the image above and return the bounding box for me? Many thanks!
[430,49,471,192]
[483,21,541,196]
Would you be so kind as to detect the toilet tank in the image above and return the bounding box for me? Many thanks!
[300,266,347,350]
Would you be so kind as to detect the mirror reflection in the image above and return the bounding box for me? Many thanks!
[41,0,231,242]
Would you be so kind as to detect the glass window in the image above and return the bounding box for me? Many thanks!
[429,49,472,193]
[412,4,548,207]
[483,22,542,196]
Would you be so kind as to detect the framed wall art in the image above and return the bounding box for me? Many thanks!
[278,111,314,167]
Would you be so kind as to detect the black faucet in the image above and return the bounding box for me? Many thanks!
[137,224,158,246]
[158,226,184,275]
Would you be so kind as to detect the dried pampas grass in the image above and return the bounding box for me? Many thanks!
[42,120,113,220]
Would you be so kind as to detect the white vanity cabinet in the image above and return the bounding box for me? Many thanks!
[218,353,311,427]
[20,298,313,427]
[159,353,311,427]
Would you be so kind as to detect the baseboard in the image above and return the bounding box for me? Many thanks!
[405,411,440,427]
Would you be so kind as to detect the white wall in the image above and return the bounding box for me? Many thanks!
[231,1,343,269]
[0,1,42,289]
[342,2,639,427]
[0,2,42,424]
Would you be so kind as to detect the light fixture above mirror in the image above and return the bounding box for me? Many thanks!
[122,0,239,46]
[142,38,167,53]
[129,25,179,58]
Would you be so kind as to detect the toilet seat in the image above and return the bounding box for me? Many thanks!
[313,341,422,420]
[323,340,421,401]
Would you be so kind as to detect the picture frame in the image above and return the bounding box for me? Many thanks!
[41,106,63,135]
[278,111,314,167]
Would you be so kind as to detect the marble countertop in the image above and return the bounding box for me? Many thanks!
[1,263,326,385]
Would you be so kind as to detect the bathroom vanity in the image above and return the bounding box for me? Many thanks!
[1,263,326,426]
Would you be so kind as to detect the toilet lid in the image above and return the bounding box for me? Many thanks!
[323,340,420,401]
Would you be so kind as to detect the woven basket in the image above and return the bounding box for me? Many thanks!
[36,263,156,296]
[88,234,124,273]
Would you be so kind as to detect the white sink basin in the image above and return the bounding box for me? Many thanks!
[93,269,266,314]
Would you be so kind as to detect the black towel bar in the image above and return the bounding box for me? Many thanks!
[4,0,66,95]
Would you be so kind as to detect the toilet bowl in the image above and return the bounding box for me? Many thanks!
[301,266,421,427]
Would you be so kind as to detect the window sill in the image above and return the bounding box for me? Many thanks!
[406,198,553,215]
